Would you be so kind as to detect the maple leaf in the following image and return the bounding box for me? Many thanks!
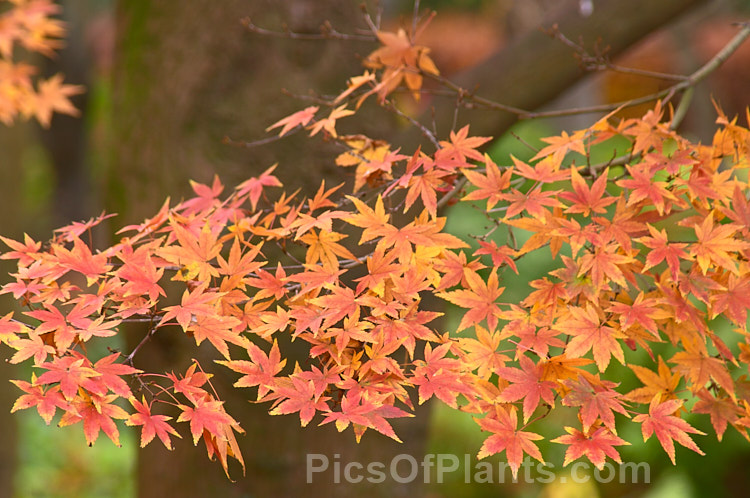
[562,375,630,432]
[167,363,212,399]
[59,392,130,447]
[245,262,288,301]
[11,375,68,425]
[335,71,377,106]
[633,398,705,464]
[511,155,570,184]
[368,309,441,360]
[607,292,662,338]
[438,268,504,332]
[457,326,510,379]
[556,305,625,372]
[8,330,56,365]
[625,357,681,404]
[92,353,141,398]
[670,349,734,394]
[216,237,264,282]
[689,215,747,275]
[403,167,448,218]
[127,396,181,450]
[52,237,111,286]
[710,273,750,326]
[24,305,76,351]
[637,224,689,281]
[513,324,566,359]
[497,355,558,421]
[559,167,616,216]
[692,389,739,441]
[462,155,513,211]
[323,309,374,354]
[0,312,24,345]
[266,106,318,136]
[35,354,105,400]
[115,243,166,301]
[354,247,401,295]
[344,195,390,243]
[411,342,470,408]
[532,129,587,162]
[299,229,357,270]
[160,283,221,331]
[617,163,678,215]
[433,250,484,292]
[500,186,563,220]
[235,164,283,210]
[177,396,240,445]
[307,104,354,138]
[475,406,544,479]
[27,73,84,127]
[268,375,330,427]
[439,126,492,164]
[363,22,439,101]
[0,233,42,266]
[187,314,248,359]
[319,390,411,442]
[552,426,629,470]
[474,240,517,273]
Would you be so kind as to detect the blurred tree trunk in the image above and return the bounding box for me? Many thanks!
[0,125,29,498]
[109,1,427,497]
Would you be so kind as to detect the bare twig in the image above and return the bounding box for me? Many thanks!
[383,99,441,149]
[223,133,290,149]
[431,21,750,123]
[241,17,375,42]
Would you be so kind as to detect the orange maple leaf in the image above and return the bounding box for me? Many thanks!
[438,268,504,332]
[476,405,544,479]
[633,398,705,464]
[552,425,629,470]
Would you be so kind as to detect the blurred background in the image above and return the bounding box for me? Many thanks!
[1,0,749,496]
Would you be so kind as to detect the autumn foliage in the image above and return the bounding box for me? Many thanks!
[0,0,82,126]
[4,4,750,482]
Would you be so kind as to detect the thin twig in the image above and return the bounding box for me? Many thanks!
[241,17,375,42]
[223,133,290,149]
[383,99,440,149]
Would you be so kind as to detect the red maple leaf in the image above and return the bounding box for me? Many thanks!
[266,106,318,137]
[35,354,105,400]
[268,375,330,427]
[219,340,287,399]
[633,398,705,464]
[235,164,283,210]
[320,390,411,442]
[127,396,181,449]
[552,425,629,469]
[562,375,630,431]
[177,396,240,445]
[476,405,544,479]
[497,355,557,421]
[59,393,130,446]
[692,389,739,441]
[11,375,68,424]
[411,342,470,408]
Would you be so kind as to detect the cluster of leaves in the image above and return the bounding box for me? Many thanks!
[3,8,750,481]
[0,0,83,126]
